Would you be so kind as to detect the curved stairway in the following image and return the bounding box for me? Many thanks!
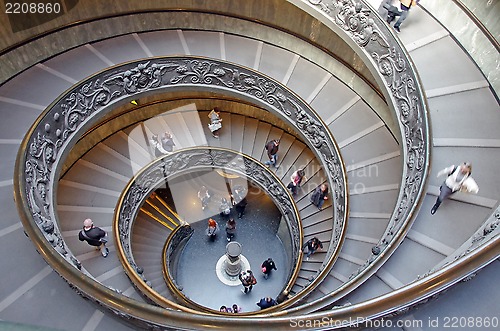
[0,1,498,330]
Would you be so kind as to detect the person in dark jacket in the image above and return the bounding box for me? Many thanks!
[302,237,323,260]
[261,258,277,279]
[264,139,280,167]
[225,218,236,242]
[79,218,109,257]
[310,183,329,210]
[231,186,247,219]
[393,0,420,33]
[256,297,277,309]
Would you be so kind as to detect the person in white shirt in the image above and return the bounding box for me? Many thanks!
[208,107,222,138]
[431,162,479,215]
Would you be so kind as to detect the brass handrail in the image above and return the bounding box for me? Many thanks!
[139,207,175,231]
[450,0,499,52]
[10,0,464,329]
[116,147,304,314]
[151,192,182,226]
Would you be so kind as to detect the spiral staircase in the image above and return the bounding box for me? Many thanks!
[1,0,499,330]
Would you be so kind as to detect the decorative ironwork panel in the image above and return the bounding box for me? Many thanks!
[304,0,429,282]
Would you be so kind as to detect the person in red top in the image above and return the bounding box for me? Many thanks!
[206,218,219,240]
[287,169,305,196]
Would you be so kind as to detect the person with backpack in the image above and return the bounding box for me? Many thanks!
[78,218,109,257]
[431,162,478,215]
[239,269,257,294]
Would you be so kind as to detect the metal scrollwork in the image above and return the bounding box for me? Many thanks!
[306,0,429,283]
[19,55,346,281]
[117,148,303,302]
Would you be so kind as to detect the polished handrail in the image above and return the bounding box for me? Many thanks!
[162,224,194,306]
[281,0,431,310]
[17,0,498,329]
[450,0,499,52]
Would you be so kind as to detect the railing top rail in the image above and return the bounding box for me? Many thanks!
[15,51,347,327]
[115,147,304,313]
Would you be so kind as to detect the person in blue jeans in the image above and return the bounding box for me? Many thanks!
[394,0,419,33]
[264,139,280,167]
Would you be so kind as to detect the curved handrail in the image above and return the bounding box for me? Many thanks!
[450,0,499,52]
[162,224,194,304]
[281,0,430,309]
[12,0,500,329]
[15,53,348,308]
[115,147,303,313]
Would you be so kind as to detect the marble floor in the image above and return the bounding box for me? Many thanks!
[173,179,290,313]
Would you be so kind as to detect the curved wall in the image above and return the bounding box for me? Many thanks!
[0,0,377,91]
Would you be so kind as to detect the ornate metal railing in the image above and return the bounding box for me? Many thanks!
[281,0,431,309]
[19,0,498,329]
[115,147,303,311]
